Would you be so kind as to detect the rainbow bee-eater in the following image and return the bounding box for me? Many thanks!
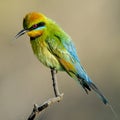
[16,12,108,105]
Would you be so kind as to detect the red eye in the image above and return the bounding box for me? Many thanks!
[32,24,38,28]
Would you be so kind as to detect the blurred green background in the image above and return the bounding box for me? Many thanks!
[0,0,120,120]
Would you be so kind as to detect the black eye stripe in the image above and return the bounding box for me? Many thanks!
[29,22,45,30]
[38,22,45,27]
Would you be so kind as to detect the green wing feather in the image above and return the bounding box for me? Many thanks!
[46,34,77,73]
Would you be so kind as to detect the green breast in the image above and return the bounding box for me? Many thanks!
[30,38,63,71]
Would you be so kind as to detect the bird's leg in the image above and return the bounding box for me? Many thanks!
[51,68,61,97]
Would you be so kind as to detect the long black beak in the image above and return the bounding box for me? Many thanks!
[15,29,28,39]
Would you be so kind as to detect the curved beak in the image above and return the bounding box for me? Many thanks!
[15,29,28,39]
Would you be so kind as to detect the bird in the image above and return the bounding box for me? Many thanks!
[15,12,108,105]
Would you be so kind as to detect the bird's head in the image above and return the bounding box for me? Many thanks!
[15,12,47,39]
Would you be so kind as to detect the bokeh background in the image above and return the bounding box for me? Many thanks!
[0,0,120,120]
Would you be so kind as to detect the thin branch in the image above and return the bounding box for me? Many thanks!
[27,69,64,120]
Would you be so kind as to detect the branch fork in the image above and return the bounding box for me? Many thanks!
[27,69,63,120]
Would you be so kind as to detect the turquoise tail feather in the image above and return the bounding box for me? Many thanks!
[78,76,108,105]
[73,62,108,104]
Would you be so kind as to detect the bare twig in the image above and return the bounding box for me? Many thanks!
[27,69,64,120]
